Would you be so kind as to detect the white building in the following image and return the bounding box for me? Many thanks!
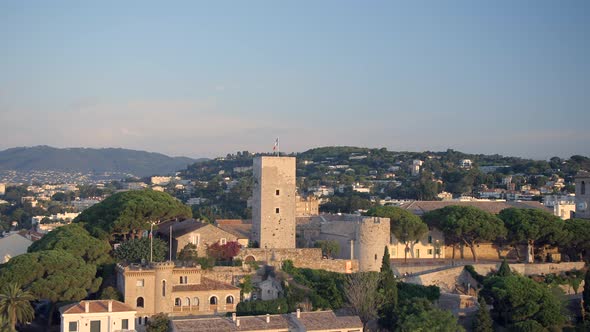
[151,176,172,186]
[60,300,136,332]
[0,232,34,263]
[460,159,473,168]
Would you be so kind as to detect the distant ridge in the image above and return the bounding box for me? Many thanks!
[0,146,205,177]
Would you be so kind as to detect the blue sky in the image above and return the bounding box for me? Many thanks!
[1,1,588,159]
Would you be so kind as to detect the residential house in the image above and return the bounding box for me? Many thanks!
[158,219,244,258]
[257,276,283,301]
[59,300,136,332]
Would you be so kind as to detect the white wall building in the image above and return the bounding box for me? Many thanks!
[60,300,136,332]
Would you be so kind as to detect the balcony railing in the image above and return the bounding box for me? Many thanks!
[172,306,200,313]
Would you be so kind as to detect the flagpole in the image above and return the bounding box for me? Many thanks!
[277,137,280,156]
[150,221,153,263]
[169,224,172,261]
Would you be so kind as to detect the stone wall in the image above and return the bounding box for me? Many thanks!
[445,243,560,261]
[235,248,358,273]
[202,266,249,286]
[404,262,585,293]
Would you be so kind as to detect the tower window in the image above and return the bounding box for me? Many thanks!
[582,181,586,195]
[276,189,280,195]
[275,208,280,214]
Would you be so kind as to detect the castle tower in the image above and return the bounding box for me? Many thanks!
[575,171,590,219]
[354,216,391,272]
[252,156,296,249]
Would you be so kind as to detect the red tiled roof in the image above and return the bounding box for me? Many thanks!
[172,277,239,292]
[297,311,363,330]
[60,300,135,315]
[173,315,290,332]
[399,200,550,215]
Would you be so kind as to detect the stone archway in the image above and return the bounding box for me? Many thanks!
[244,255,256,263]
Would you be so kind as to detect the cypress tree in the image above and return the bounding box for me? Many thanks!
[497,259,511,277]
[378,246,398,329]
[473,296,493,332]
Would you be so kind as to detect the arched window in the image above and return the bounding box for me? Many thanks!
[184,297,190,306]
[174,298,181,306]
[582,181,586,195]
[180,276,183,284]
[162,280,166,297]
[193,297,200,306]
[226,295,234,304]
[210,296,218,305]
[136,297,144,308]
[144,317,148,325]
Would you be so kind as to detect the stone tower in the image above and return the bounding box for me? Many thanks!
[252,156,297,249]
[355,216,391,272]
[575,171,590,219]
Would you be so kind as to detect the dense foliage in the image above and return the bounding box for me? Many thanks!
[28,223,112,265]
[113,237,168,263]
[0,250,102,305]
[423,206,507,261]
[75,190,192,240]
[146,313,170,332]
[395,298,465,332]
[483,273,563,329]
[313,240,340,258]
[499,208,566,261]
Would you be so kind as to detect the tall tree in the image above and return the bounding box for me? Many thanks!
[473,296,493,332]
[75,190,192,240]
[423,206,506,262]
[345,272,383,329]
[0,283,35,331]
[496,259,512,277]
[499,208,567,262]
[395,298,464,332]
[564,218,590,261]
[366,206,429,262]
[483,274,563,329]
[27,223,112,265]
[0,250,100,326]
[378,246,399,330]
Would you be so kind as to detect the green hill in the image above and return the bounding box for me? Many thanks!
[0,146,203,177]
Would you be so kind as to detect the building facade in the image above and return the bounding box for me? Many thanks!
[116,262,240,322]
[252,156,297,249]
[60,300,136,332]
[295,195,319,217]
[575,171,590,219]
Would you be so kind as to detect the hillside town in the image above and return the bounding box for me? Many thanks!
[0,152,590,331]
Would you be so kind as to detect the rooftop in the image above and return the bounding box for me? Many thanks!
[399,200,551,215]
[172,314,290,332]
[172,277,239,292]
[60,300,135,315]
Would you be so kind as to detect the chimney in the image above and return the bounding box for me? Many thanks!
[232,313,236,322]
[108,300,113,312]
[296,308,301,318]
[84,301,89,313]
[266,314,270,323]
[236,318,240,327]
